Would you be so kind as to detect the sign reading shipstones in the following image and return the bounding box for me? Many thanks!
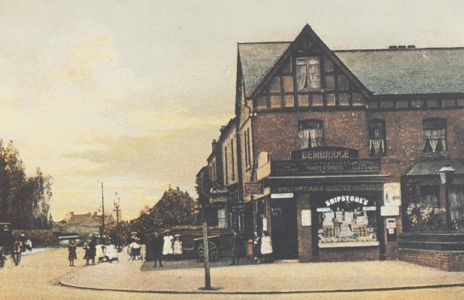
[271,158,381,176]
[292,146,359,160]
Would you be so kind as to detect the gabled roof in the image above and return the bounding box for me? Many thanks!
[335,48,464,96]
[238,42,290,98]
[238,25,464,98]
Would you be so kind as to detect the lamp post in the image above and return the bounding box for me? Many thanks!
[439,165,455,231]
[101,182,105,244]
[114,192,122,252]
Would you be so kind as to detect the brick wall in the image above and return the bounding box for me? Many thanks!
[318,247,379,262]
[399,249,464,272]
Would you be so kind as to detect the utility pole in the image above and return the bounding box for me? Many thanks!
[101,182,105,244]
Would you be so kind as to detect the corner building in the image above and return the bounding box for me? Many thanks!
[229,24,464,270]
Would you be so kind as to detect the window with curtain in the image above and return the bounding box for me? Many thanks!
[296,57,321,90]
[217,208,227,228]
[420,185,439,207]
[298,120,324,149]
[422,118,447,153]
[368,120,386,157]
[448,186,464,222]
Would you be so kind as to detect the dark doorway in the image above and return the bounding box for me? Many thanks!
[270,199,298,259]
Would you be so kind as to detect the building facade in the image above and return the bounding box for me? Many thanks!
[197,24,464,270]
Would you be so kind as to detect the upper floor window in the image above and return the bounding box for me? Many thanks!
[368,120,386,157]
[298,120,324,149]
[422,118,446,153]
[296,57,321,90]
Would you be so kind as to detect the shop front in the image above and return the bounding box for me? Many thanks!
[264,146,390,262]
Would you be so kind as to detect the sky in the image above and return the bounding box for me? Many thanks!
[1,0,463,221]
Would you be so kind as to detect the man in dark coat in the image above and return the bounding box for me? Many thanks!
[151,231,164,267]
[230,231,242,265]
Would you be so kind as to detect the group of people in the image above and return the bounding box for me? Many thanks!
[67,230,274,267]
[230,230,273,265]
[68,235,118,267]
[150,230,183,267]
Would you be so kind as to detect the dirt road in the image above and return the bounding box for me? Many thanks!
[1,247,463,300]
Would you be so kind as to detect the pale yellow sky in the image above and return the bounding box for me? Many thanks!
[0,0,463,221]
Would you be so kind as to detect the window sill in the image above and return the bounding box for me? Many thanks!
[319,241,379,248]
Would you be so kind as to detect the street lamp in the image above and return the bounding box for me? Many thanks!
[439,165,455,185]
[114,193,122,252]
[439,164,455,231]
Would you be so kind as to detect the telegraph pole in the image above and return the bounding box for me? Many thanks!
[101,182,105,244]
[114,192,122,251]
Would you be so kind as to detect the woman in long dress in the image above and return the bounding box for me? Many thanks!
[260,231,273,263]
[162,230,174,261]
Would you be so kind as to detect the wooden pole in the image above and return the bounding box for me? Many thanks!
[202,221,212,290]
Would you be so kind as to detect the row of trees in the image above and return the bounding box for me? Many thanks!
[0,140,53,229]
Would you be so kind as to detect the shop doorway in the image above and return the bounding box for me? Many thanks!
[270,199,298,259]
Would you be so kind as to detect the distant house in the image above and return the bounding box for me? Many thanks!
[66,212,114,241]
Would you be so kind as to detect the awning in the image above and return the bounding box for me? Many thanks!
[406,160,464,176]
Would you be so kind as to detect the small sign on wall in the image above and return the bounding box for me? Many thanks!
[384,183,401,207]
[301,209,311,226]
[381,206,400,216]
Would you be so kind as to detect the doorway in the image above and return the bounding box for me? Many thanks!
[270,198,298,259]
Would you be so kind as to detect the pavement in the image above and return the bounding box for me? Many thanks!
[59,246,464,294]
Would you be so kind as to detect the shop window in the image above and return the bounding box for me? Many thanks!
[296,57,321,90]
[368,120,386,157]
[317,195,378,246]
[448,186,464,230]
[420,185,439,207]
[422,118,446,153]
[298,120,324,149]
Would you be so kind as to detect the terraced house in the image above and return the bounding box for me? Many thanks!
[197,24,464,271]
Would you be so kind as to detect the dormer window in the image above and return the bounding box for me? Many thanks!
[296,57,321,90]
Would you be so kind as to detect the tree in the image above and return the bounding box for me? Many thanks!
[0,140,53,229]
[130,186,196,232]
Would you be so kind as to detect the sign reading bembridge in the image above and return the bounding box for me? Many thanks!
[272,147,381,176]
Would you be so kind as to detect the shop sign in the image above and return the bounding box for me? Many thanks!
[325,195,369,206]
[244,182,263,195]
[292,146,359,160]
[270,193,293,199]
[272,183,383,193]
[271,158,381,176]
[230,202,245,212]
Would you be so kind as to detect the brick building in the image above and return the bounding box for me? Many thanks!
[197,24,464,270]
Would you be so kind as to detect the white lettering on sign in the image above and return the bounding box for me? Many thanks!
[325,195,369,207]
[302,150,350,159]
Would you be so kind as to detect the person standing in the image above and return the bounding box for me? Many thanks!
[151,231,163,267]
[68,239,77,267]
[230,231,242,265]
[260,231,273,263]
[88,235,97,265]
[173,234,183,260]
[162,230,174,261]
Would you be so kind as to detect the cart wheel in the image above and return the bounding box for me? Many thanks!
[13,242,22,266]
[197,241,219,261]
[13,251,21,266]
